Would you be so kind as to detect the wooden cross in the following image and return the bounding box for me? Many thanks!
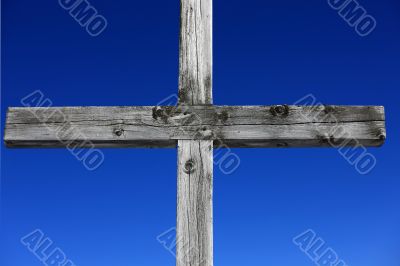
[4,0,386,265]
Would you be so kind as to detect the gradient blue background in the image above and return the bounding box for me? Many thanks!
[1,0,399,265]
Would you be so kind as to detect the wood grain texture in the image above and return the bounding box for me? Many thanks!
[4,105,386,148]
[177,140,213,266]
[178,0,213,264]
[1,0,387,264]
[179,0,212,105]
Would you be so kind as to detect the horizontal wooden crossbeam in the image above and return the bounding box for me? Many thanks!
[4,105,385,148]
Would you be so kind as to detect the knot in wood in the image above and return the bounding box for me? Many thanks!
[377,130,386,141]
[270,105,289,116]
[114,128,124,137]
[152,106,176,122]
[152,106,164,119]
[194,126,214,140]
[184,159,196,174]
[216,110,229,123]
[318,135,335,145]
[324,105,336,114]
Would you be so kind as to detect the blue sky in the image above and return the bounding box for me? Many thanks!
[1,0,399,265]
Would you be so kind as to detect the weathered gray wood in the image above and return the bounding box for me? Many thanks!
[178,0,213,265]
[1,0,388,264]
[177,140,213,266]
[4,105,386,148]
[179,0,212,105]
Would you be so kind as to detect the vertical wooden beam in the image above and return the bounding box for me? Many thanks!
[179,0,212,105]
[177,0,213,265]
[177,140,213,266]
